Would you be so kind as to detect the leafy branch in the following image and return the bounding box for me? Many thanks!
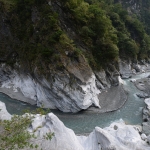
[0,108,54,150]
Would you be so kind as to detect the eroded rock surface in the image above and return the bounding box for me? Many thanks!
[134,78,150,97]
[142,98,150,136]
[0,57,129,113]
[119,59,132,79]
[0,101,11,120]
[0,63,100,113]
[0,101,150,150]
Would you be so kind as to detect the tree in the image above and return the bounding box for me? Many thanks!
[0,109,54,150]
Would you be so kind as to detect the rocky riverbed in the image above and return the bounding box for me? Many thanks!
[1,61,150,149]
[0,100,150,150]
[0,59,148,114]
[0,61,124,113]
[134,77,150,98]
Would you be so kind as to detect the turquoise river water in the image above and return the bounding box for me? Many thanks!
[0,73,149,134]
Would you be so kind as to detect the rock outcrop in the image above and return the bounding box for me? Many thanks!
[142,98,150,136]
[119,59,132,79]
[0,101,149,150]
[0,61,130,113]
[134,77,150,97]
[0,58,149,113]
[0,101,11,120]
[138,97,150,145]
[0,63,100,113]
[119,59,150,79]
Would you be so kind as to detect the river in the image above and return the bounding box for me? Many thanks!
[0,72,149,134]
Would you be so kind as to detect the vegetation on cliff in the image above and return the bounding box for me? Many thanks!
[0,108,53,150]
[0,0,150,72]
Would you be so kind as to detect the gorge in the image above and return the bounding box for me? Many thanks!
[1,75,150,150]
[0,66,150,134]
[1,0,150,149]
[0,0,150,112]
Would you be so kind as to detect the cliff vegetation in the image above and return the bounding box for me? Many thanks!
[0,0,150,73]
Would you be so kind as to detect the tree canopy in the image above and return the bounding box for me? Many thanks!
[0,0,150,71]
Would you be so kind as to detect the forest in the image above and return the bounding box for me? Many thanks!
[0,0,150,71]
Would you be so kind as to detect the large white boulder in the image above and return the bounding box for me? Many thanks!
[29,113,84,150]
[0,64,100,113]
[145,98,150,110]
[0,101,11,120]
[119,59,132,79]
[103,120,148,150]
[142,98,150,136]
[0,101,150,150]
[79,119,149,150]
[29,114,150,150]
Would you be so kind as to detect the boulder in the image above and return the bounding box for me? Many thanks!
[30,115,150,150]
[119,59,132,79]
[136,93,149,98]
[147,135,150,144]
[142,98,150,137]
[132,64,141,72]
[141,133,147,141]
[0,64,100,113]
[0,101,11,120]
[132,69,136,75]
[0,101,150,150]
[130,79,136,82]
[142,122,150,135]
[29,113,85,150]
[103,120,149,150]
[145,98,150,110]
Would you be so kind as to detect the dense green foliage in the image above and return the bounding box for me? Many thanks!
[60,0,119,68]
[0,0,72,73]
[0,0,150,71]
[60,0,150,65]
[0,108,53,150]
[0,114,37,150]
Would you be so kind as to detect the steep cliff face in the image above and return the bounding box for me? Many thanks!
[0,0,149,112]
[115,0,141,13]
[115,0,150,34]
[0,62,102,112]
[0,59,122,112]
[0,0,122,112]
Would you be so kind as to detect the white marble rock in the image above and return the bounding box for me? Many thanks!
[0,101,150,150]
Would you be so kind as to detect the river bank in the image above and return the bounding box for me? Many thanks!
[0,100,150,150]
[1,62,150,134]
[0,72,149,134]
[86,84,128,113]
[0,60,150,114]
[0,87,36,105]
[1,65,150,149]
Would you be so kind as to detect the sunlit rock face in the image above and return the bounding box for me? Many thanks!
[0,101,149,150]
[30,114,149,150]
[119,59,132,79]
[0,62,100,113]
[0,59,143,113]
[119,59,150,79]
[143,98,150,136]
[0,101,11,120]
[29,113,84,150]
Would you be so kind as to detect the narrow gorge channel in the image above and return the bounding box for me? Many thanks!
[0,72,149,134]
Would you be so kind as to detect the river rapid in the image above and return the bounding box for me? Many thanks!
[0,72,149,134]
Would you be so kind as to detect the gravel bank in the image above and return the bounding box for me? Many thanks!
[86,85,128,113]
